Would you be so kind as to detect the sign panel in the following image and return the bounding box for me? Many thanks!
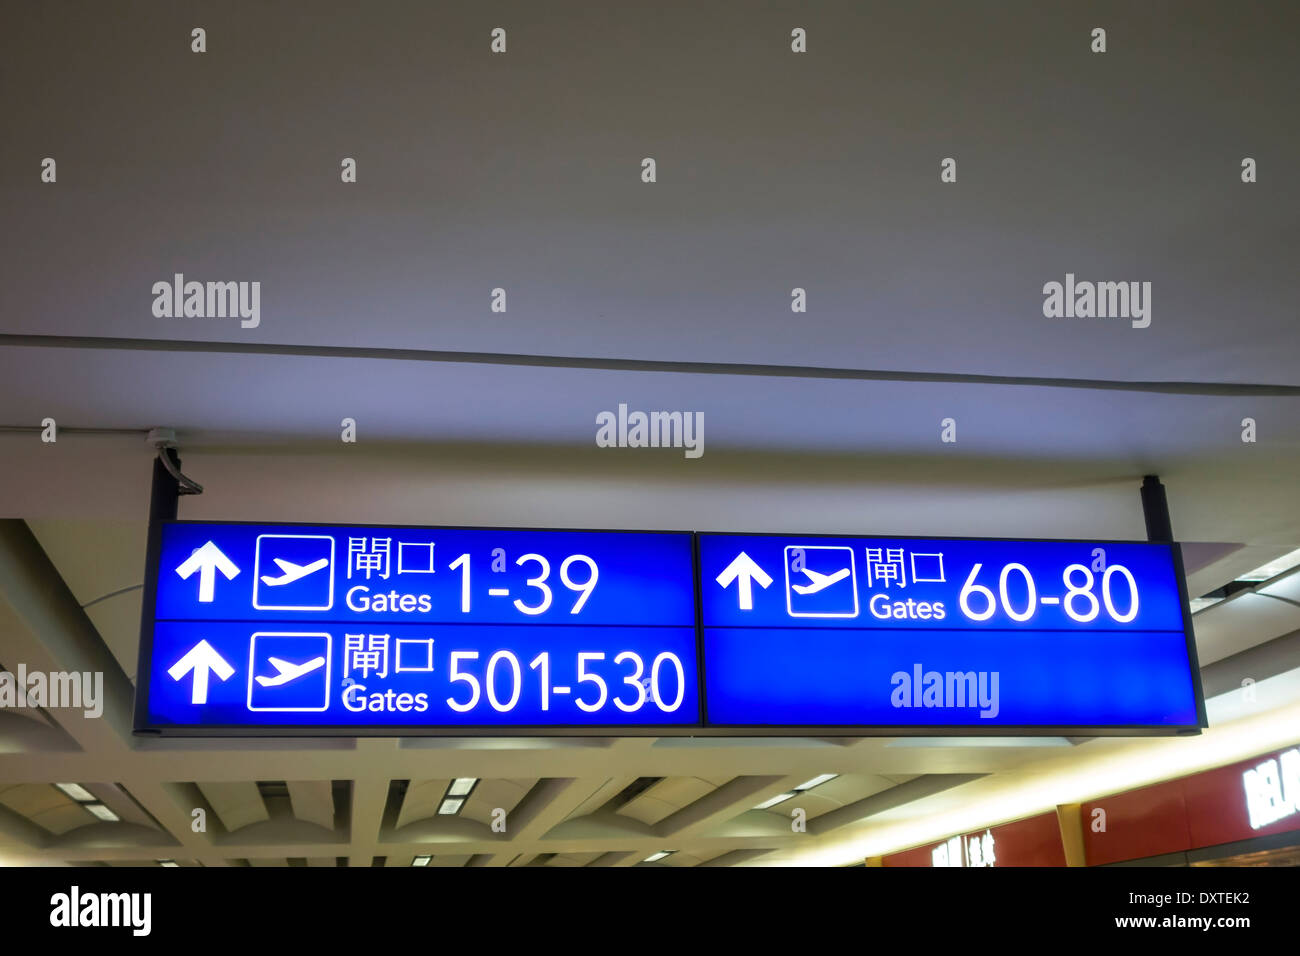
[138,523,1205,735]
[698,534,1203,731]
[138,523,699,732]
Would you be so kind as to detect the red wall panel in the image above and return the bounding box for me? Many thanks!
[882,811,1064,867]
[1183,752,1300,848]
[880,743,1300,867]
[991,812,1068,866]
[1082,744,1300,865]
[1081,779,1190,865]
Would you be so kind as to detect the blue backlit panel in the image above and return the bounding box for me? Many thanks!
[138,523,699,731]
[137,523,1204,735]
[698,534,1202,729]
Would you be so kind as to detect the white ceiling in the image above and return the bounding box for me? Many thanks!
[1,0,1299,867]
[3,2,1297,383]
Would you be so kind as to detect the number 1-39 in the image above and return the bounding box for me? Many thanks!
[448,553,599,615]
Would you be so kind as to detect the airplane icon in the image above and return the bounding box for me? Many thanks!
[247,632,332,711]
[784,545,859,618]
[254,656,326,687]
[259,557,330,587]
[791,566,851,595]
[252,535,335,612]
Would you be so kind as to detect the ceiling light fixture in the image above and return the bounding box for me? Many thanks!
[643,851,673,863]
[85,803,120,823]
[753,792,796,810]
[794,774,839,791]
[436,776,479,816]
[1235,547,1300,583]
[55,783,96,803]
[412,855,432,866]
[447,778,477,797]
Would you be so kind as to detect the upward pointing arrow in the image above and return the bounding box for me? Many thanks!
[167,640,235,705]
[174,541,240,603]
[715,552,773,611]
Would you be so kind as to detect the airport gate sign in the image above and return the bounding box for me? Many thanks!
[136,523,1205,735]
[138,523,699,732]
[698,533,1204,731]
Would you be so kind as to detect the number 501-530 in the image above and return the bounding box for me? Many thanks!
[444,650,686,714]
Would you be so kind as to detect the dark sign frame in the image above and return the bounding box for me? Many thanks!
[134,521,1207,738]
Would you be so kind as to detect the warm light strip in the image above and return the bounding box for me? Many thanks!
[767,669,1300,866]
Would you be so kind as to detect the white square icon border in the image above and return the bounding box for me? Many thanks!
[784,545,859,618]
[247,632,332,712]
[252,534,335,611]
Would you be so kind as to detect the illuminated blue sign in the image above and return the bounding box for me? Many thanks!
[698,534,1203,730]
[138,523,699,731]
[137,523,1205,735]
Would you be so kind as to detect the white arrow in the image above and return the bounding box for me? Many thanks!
[167,640,235,705]
[174,541,240,603]
[715,551,773,610]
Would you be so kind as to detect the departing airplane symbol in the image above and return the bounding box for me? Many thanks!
[254,656,326,687]
[791,567,851,595]
[259,558,330,587]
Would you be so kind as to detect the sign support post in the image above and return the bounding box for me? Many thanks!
[150,449,182,526]
[132,447,183,733]
[1141,474,1174,543]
